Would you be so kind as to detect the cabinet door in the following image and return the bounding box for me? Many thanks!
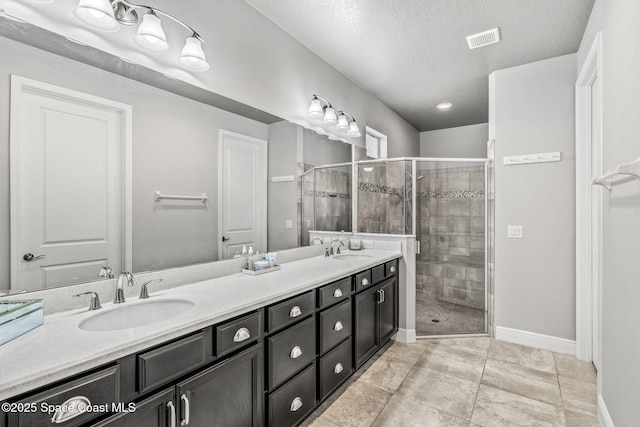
[353,285,378,368]
[378,278,397,345]
[91,388,175,427]
[176,344,263,427]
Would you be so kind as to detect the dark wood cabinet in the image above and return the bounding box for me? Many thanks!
[353,275,398,369]
[92,388,175,427]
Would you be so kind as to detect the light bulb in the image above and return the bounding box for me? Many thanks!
[179,36,209,71]
[134,12,169,52]
[307,98,324,119]
[74,0,119,32]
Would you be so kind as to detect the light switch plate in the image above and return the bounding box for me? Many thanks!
[285,220,293,229]
[507,225,523,238]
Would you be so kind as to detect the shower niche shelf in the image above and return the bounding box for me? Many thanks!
[592,156,640,191]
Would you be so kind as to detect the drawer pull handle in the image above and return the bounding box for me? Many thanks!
[361,278,370,287]
[50,396,90,424]
[233,327,251,342]
[180,394,190,426]
[334,321,344,331]
[390,265,397,273]
[290,397,303,412]
[167,401,177,427]
[290,345,303,359]
[289,305,302,318]
[333,288,343,298]
[334,363,344,374]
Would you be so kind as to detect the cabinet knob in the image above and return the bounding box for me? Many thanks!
[290,397,303,412]
[233,327,251,342]
[167,401,177,427]
[334,321,343,331]
[289,305,302,318]
[334,363,344,374]
[290,345,303,359]
[50,396,90,424]
[390,265,397,273]
[361,278,369,287]
[333,288,343,298]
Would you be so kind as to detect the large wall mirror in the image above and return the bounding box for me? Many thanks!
[0,19,352,294]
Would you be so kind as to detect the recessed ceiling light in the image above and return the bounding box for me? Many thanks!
[436,102,453,110]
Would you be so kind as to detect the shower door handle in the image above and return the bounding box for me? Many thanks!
[415,240,421,255]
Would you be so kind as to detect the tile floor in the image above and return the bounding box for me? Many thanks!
[302,337,599,427]
[415,288,485,335]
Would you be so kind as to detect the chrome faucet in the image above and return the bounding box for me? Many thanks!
[311,237,323,245]
[98,266,114,279]
[74,291,102,311]
[330,238,344,255]
[114,272,137,304]
[139,279,164,299]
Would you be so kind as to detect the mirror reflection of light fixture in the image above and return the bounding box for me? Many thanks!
[306,95,361,139]
[71,0,209,71]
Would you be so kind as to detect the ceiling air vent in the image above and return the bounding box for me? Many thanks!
[466,28,501,50]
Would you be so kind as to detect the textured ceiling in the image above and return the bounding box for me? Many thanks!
[244,0,595,131]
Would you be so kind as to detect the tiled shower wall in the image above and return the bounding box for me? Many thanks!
[299,163,351,246]
[357,161,409,234]
[416,165,486,310]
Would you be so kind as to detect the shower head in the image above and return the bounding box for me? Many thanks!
[407,173,425,181]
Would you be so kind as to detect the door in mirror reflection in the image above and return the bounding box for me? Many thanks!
[10,76,132,291]
[218,130,267,259]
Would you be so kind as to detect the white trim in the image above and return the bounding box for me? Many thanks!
[575,32,603,363]
[9,75,133,285]
[217,129,268,257]
[598,395,615,427]
[394,328,416,344]
[495,326,576,355]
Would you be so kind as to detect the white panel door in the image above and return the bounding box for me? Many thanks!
[218,130,267,259]
[590,74,602,371]
[10,76,132,291]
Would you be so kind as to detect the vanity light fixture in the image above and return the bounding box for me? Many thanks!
[73,0,209,71]
[306,95,361,139]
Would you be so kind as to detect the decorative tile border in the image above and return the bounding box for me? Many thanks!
[303,190,351,199]
[357,182,405,196]
[419,190,485,199]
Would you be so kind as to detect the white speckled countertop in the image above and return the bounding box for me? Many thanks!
[0,249,401,401]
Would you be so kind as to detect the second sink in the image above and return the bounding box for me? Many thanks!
[332,253,372,261]
[78,299,194,332]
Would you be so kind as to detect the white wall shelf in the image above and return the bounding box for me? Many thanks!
[592,156,640,191]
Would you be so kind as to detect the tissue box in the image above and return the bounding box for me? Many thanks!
[0,300,44,346]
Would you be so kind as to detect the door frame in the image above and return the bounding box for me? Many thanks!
[575,32,603,364]
[217,129,268,258]
[9,75,133,287]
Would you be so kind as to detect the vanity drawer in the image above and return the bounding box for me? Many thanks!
[371,264,386,284]
[385,259,399,277]
[267,291,315,333]
[317,277,351,309]
[318,299,352,355]
[268,363,316,427]
[355,269,373,292]
[267,316,316,390]
[138,332,206,393]
[319,338,352,401]
[215,310,263,357]
[7,365,119,427]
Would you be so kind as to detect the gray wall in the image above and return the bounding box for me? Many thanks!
[490,54,577,340]
[578,0,640,424]
[0,37,268,288]
[420,123,488,158]
[303,129,352,167]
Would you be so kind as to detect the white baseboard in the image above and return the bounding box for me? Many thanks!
[495,326,576,355]
[598,395,614,427]
[394,328,416,344]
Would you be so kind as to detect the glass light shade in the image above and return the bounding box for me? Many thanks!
[335,113,349,131]
[322,106,337,125]
[134,13,169,52]
[179,37,210,71]
[307,98,324,119]
[74,0,119,32]
[347,121,361,138]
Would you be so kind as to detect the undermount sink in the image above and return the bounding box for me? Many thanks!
[78,299,194,332]
[332,253,372,261]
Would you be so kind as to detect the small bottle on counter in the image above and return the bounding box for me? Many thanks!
[247,247,255,270]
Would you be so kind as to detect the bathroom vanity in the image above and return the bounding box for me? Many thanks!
[0,251,400,427]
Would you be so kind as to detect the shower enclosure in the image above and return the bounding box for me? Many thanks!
[302,157,488,336]
[356,158,488,336]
